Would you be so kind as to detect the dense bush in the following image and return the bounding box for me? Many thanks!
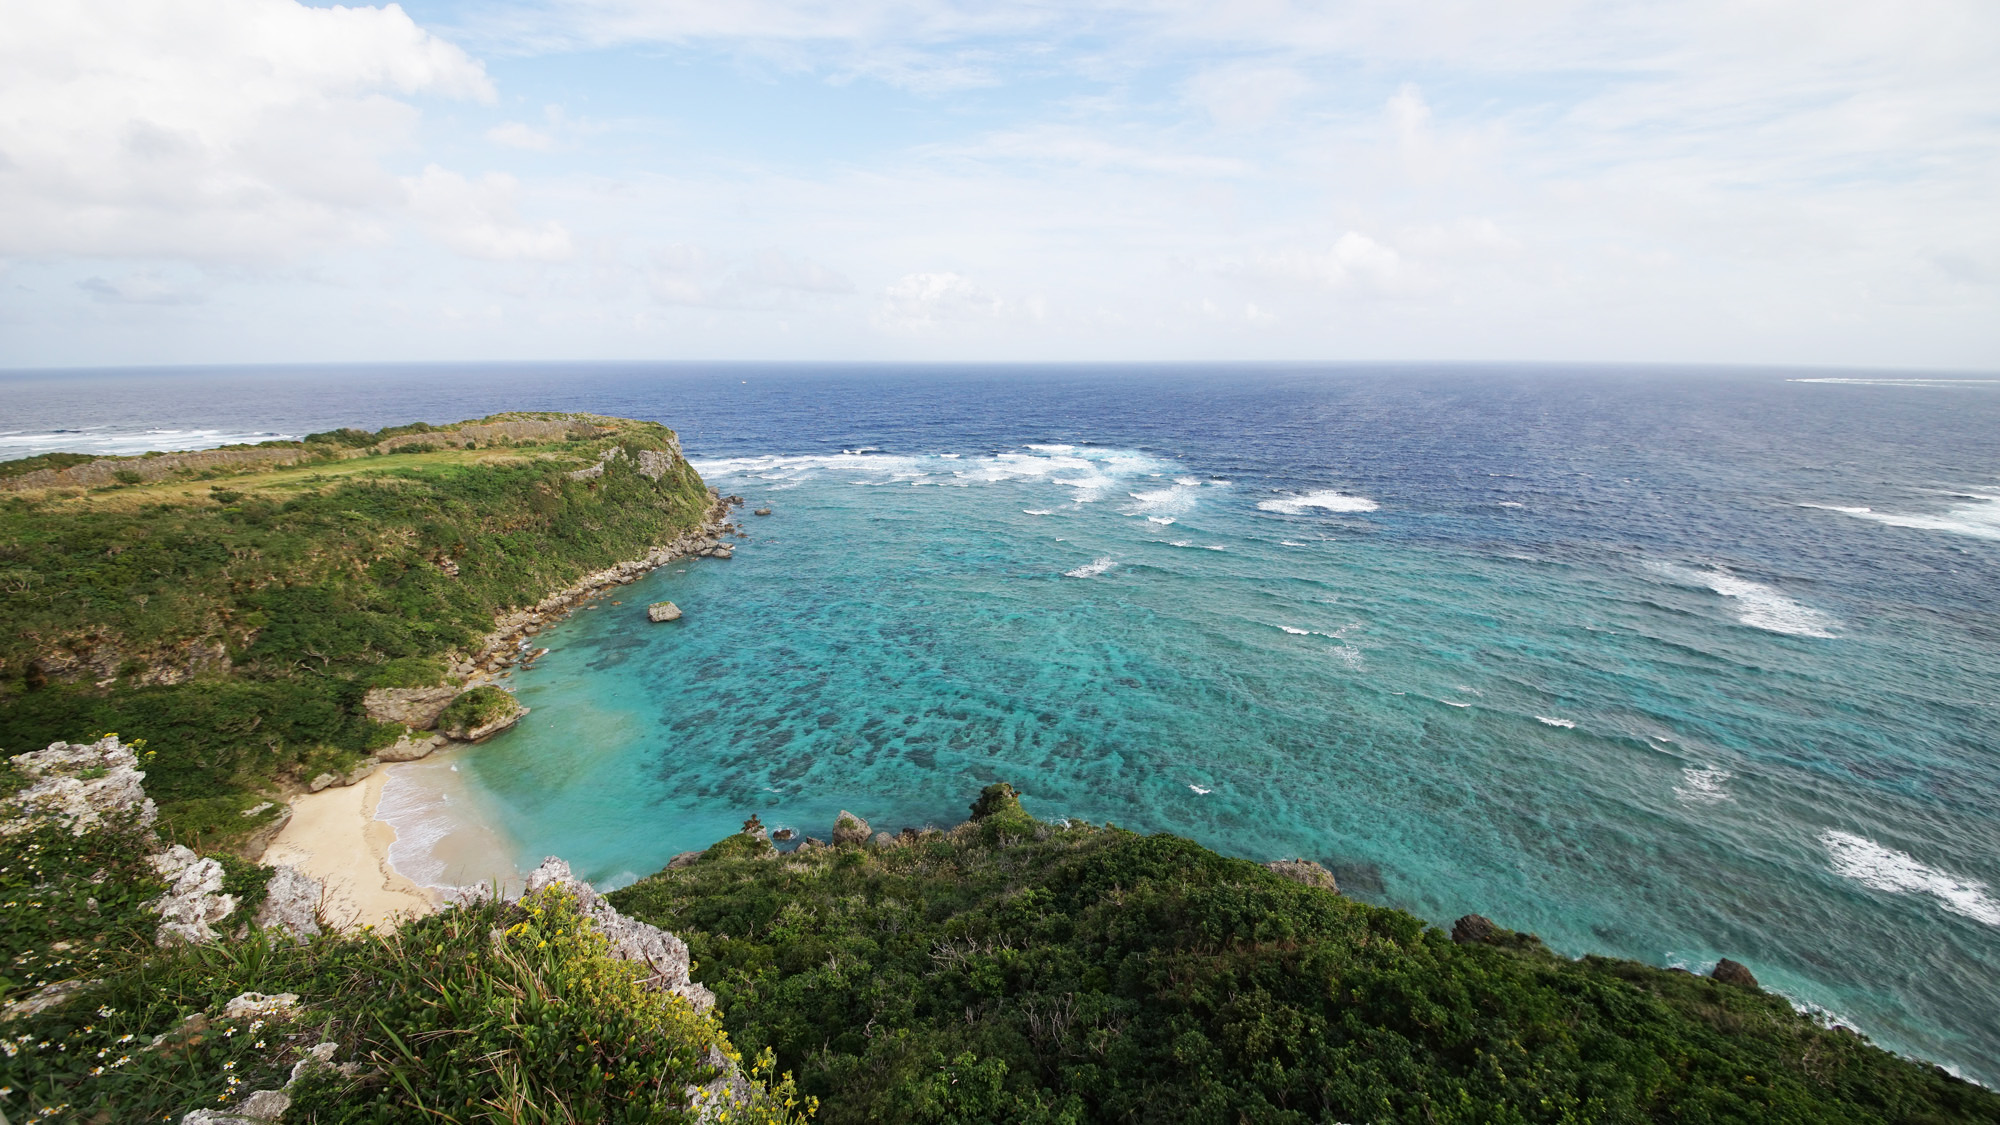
[611,786,2000,1125]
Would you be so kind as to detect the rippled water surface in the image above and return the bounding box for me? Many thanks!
[6,362,1998,1082]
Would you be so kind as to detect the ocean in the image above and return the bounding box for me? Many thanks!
[4,362,1998,1083]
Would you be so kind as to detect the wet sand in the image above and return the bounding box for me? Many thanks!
[264,768,438,933]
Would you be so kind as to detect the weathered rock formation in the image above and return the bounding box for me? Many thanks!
[254,867,323,939]
[832,810,871,846]
[150,845,238,946]
[362,686,459,729]
[648,601,683,622]
[523,857,716,1013]
[1,735,157,836]
[1711,958,1760,990]
[1265,858,1340,892]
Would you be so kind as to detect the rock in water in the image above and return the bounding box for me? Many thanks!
[754,507,772,516]
[1265,858,1339,892]
[832,810,871,846]
[1711,958,1760,990]
[376,732,446,762]
[522,857,715,1013]
[648,601,683,622]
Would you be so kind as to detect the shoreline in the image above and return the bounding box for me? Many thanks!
[264,501,741,930]
[264,767,438,932]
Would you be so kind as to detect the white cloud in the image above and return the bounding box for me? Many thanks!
[406,166,575,261]
[876,271,1008,332]
[1184,63,1313,129]
[488,122,557,150]
[0,0,493,262]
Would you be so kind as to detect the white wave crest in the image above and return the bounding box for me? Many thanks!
[1821,830,2000,926]
[1257,489,1379,515]
[1441,700,1471,708]
[1536,715,1577,729]
[1674,767,1733,804]
[1065,556,1115,578]
[1802,493,2000,542]
[693,445,1178,506]
[1649,563,1839,638]
[1022,509,1053,516]
[1147,516,1175,525]
[0,427,299,458]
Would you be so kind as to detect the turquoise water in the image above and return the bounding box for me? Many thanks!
[6,364,1997,1082]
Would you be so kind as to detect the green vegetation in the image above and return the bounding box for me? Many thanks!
[438,685,520,734]
[5,831,814,1124]
[610,785,2000,1125]
[0,451,96,482]
[0,414,710,848]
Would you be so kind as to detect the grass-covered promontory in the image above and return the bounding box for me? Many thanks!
[0,414,712,847]
[610,785,2000,1125]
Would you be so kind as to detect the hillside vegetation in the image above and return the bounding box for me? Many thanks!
[610,785,2000,1125]
[0,414,711,847]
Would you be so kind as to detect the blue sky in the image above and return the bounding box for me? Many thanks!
[2,0,1996,367]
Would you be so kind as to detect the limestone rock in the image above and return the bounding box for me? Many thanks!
[452,703,527,743]
[376,732,445,762]
[254,867,323,939]
[523,857,715,1013]
[1711,958,1760,990]
[832,810,871,846]
[1265,858,1339,892]
[2,735,158,837]
[237,802,292,860]
[648,601,683,622]
[150,845,238,946]
[3,979,89,1021]
[666,850,704,869]
[754,507,771,516]
[340,757,379,787]
[222,991,300,1020]
[289,1041,339,1084]
[307,772,337,793]
[1451,914,1501,946]
[362,686,459,730]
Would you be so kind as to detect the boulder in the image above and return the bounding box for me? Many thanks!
[457,704,526,743]
[712,546,733,559]
[2,735,158,837]
[254,867,323,939]
[647,601,683,623]
[666,850,704,869]
[376,732,445,762]
[1451,914,1501,946]
[871,831,902,849]
[307,772,337,793]
[754,507,772,516]
[150,845,237,946]
[361,686,459,730]
[522,857,715,1012]
[221,991,300,1020]
[340,757,379,787]
[832,810,871,846]
[237,803,293,860]
[1711,958,1760,990]
[1265,858,1339,892]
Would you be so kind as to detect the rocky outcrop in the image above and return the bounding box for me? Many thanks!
[237,802,293,859]
[377,731,447,762]
[753,507,772,516]
[254,868,323,939]
[832,811,871,846]
[2,735,158,836]
[1711,958,1760,990]
[1265,858,1339,892]
[648,601,683,622]
[150,845,238,946]
[445,699,527,743]
[1450,914,1544,951]
[362,686,459,729]
[523,858,715,1013]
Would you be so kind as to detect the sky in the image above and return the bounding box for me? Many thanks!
[2,0,1997,368]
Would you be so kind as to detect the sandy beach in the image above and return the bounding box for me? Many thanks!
[264,767,438,933]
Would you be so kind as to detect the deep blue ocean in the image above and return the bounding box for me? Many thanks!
[5,363,1998,1084]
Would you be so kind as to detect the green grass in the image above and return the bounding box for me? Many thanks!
[608,785,2000,1125]
[0,414,710,848]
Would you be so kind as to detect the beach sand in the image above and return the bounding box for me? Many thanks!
[265,767,438,933]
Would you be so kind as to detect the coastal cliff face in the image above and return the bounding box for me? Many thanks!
[0,412,717,849]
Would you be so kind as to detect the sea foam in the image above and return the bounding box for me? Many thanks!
[1257,489,1379,515]
[1065,556,1116,578]
[1803,493,2000,542]
[1821,831,2000,926]
[1650,563,1838,638]
[1674,767,1733,804]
